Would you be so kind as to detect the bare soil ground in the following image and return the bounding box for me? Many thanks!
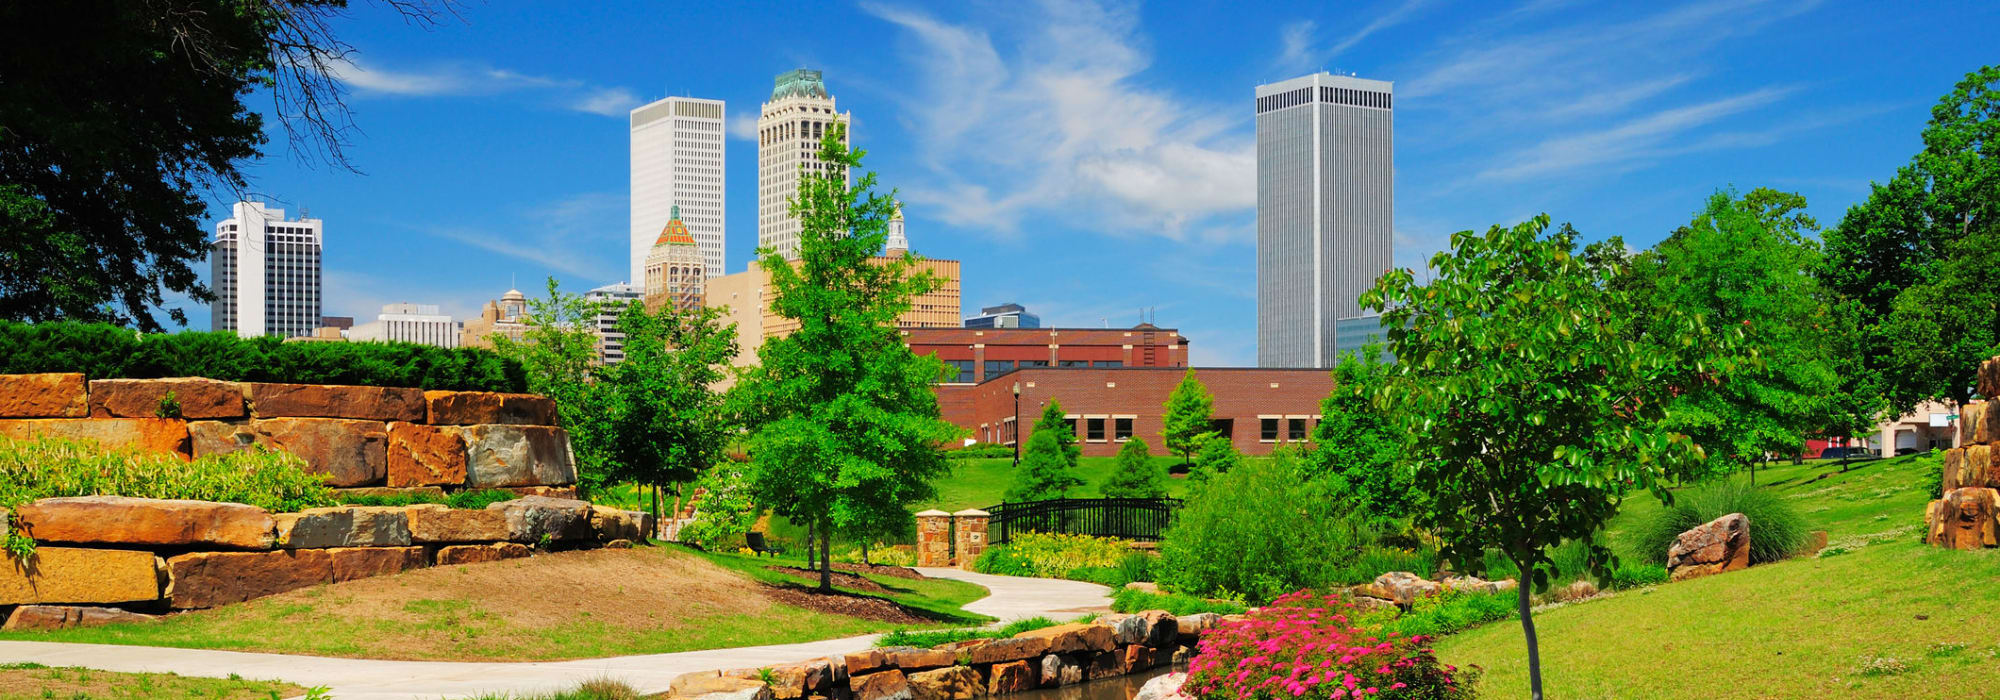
[765,566,893,593]
[832,562,924,580]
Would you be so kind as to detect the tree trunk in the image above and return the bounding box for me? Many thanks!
[861,540,871,566]
[805,521,816,568]
[1516,559,1544,700]
[818,525,833,593]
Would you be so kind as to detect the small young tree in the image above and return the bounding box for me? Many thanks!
[1005,430,1083,502]
[735,125,962,592]
[1190,434,1242,484]
[1100,438,1167,498]
[1363,215,1725,700]
[1306,347,1417,519]
[1161,369,1216,465]
[602,299,738,522]
[1031,399,1080,470]
[493,278,618,492]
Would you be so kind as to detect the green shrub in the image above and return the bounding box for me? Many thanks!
[971,532,1130,579]
[874,616,1061,648]
[1637,479,1808,565]
[1098,438,1166,498]
[1109,587,1246,616]
[1115,551,1153,584]
[0,320,526,391]
[1376,589,1515,638]
[334,489,518,510]
[1608,561,1670,589]
[946,443,1015,459]
[1160,454,1391,603]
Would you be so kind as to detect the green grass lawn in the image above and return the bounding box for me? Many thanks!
[1436,453,1968,699]
[0,662,305,699]
[916,455,1211,511]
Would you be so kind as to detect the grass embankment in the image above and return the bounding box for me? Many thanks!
[1438,453,1984,699]
[0,546,990,661]
[0,663,305,700]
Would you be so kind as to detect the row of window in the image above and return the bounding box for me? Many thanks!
[1254,86,1393,114]
[942,359,1127,383]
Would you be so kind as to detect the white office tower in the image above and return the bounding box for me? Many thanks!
[757,69,850,261]
[210,201,323,339]
[1255,73,1394,368]
[630,96,726,281]
[347,303,460,347]
[584,283,643,364]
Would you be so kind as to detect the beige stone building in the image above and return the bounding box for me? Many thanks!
[757,69,850,261]
[460,289,530,349]
[643,205,706,313]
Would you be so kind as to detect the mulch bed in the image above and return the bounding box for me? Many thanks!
[765,566,892,593]
[832,562,924,580]
[761,585,936,625]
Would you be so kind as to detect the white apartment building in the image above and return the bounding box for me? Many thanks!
[630,96,726,281]
[211,201,323,339]
[347,303,460,348]
[757,69,850,261]
[585,283,643,364]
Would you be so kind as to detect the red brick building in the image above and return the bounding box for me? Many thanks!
[903,324,1189,384]
[935,366,1337,457]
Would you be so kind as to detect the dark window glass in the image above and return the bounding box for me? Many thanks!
[1261,418,1279,441]
[1114,418,1134,441]
[1059,360,1090,368]
[1020,360,1049,369]
[1093,360,1122,368]
[1288,418,1308,441]
[1064,417,1078,438]
[985,360,1016,380]
[945,360,974,383]
[1087,418,1106,442]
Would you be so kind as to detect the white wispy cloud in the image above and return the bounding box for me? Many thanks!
[727,112,760,141]
[331,58,641,118]
[864,0,1253,239]
[418,192,628,282]
[1478,87,1795,181]
[1274,0,1431,74]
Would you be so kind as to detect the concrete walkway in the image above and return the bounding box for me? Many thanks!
[0,568,1111,700]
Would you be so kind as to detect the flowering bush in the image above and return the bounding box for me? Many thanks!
[972,532,1130,579]
[1184,590,1476,700]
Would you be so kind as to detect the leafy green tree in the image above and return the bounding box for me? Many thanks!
[676,459,758,551]
[1100,438,1166,498]
[1005,430,1083,502]
[602,299,739,522]
[1190,434,1242,483]
[1876,220,2000,407]
[493,278,619,493]
[1306,347,1417,519]
[1363,215,1724,700]
[1030,399,1080,470]
[735,125,962,592]
[0,1,445,330]
[1624,189,1846,478]
[1820,65,1999,413]
[1161,369,1216,464]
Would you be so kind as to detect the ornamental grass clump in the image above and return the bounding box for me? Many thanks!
[1185,590,1475,700]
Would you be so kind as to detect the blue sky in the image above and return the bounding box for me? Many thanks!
[177,0,1998,366]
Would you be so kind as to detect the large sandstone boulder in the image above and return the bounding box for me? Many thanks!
[506,485,580,499]
[966,635,1051,665]
[2,605,158,631]
[386,422,467,487]
[245,383,424,422]
[1927,487,2000,550]
[1174,612,1219,642]
[165,549,332,608]
[248,417,389,487]
[1352,571,1441,606]
[88,378,244,419]
[0,547,163,604]
[15,496,274,549]
[274,506,412,548]
[908,666,986,700]
[462,424,577,487]
[669,674,774,700]
[1016,623,1116,654]
[406,504,512,543]
[1133,673,1189,700]
[0,417,189,457]
[1964,402,1988,445]
[882,646,956,671]
[1981,358,2000,403]
[852,670,915,700]
[435,542,531,565]
[487,495,593,542]
[845,650,889,677]
[1968,400,1999,445]
[0,373,86,417]
[1945,448,1974,492]
[1038,654,1082,687]
[1085,650,1126,680]
[1667,512,1752,581]
[424,391,559,426]
[1441,575,1518,596]
[590,505,650,542]
[1968,446,1997,491]
[327,546,427,582]
[987,660,1036,694]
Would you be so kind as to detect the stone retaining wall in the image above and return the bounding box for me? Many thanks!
[0,494,654,628]
[1930,356,2000,548]
[0,373,576,493]
[666,611,1232,700]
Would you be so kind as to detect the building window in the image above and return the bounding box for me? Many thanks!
[1059,360,1090,368]
[1260,418,1280,442]
[1002,418,1017,445]
[985,360,1016,380]
[1288,418,1308,442]
[1114,418,1134,441]
[1086,418,1107,442]
[944,360,974,383]
[1092,360,1122,368]
[1020,360,1049,369]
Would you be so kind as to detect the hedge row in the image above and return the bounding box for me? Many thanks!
[0,321,527,392]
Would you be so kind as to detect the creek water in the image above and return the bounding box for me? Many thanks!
[1007,667,1180,700]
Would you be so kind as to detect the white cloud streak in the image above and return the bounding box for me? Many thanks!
[419,192,628,282]
[331,58,641,118]
[1479,87,1795,181]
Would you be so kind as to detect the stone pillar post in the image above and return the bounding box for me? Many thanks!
[953,509,990,570]
[916,510,953,568]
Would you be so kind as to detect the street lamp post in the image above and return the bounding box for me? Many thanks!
[1012,381,1022,467]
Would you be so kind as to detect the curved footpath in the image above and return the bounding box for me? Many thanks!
[0,568,1111,700]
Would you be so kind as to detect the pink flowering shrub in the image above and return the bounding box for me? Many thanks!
[1183,590,1477,700]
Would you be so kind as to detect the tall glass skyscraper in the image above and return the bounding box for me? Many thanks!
[630,96,726,281]
[1254,73,1394,368]
[210,201,322,339]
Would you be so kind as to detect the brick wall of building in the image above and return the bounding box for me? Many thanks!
[936,367,1335,457]
[906,325,1189,385]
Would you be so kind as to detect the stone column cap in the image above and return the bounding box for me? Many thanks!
[952,508,991,517]
[914,509,952,517]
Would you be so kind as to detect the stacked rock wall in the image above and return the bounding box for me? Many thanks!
[1928,357,2000,549]
[666,611,1233,700]
[0,373,577,496]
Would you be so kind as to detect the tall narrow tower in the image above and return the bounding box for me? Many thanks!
[1255,73,1394,368]
[644,204,707,312]
[210,201,323,339]
[757,69,850,262]
[631,96,726,281]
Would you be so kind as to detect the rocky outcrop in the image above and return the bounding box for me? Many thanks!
[245,383,424,422]
[966,635,1050,665]
[405,504,512,543]
[1134,673,1190,700]
[435,542,531,565]
[0,417,189,457]
[908,666,985,700]
[274,506,412,548]
[15,496,274,549]
[0,547,163,605]
[88,378,244,419]
[487,495,593,542]
[1039,653,1082,687]
[1352,570,1442,606]
[0,373,87,417]
[670,674,775,700]
[987,661,1035,694]
[386,422,467,487]
[249,417,388,487]
[590,505,651,542]
[327,546,427,582]
[1927,487,2000,550]
[852,670,915,700]
[2,605,159,631]
[165,549,333,608]
[461,424,577,487]
[1667,512,1752,581]
[1016,623,1115,654]
[882,647,956,672]
[423,391,559,426]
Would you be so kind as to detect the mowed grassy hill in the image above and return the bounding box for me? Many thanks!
[1439,453,2000,699]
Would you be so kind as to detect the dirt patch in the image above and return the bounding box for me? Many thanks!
[761,585,937,625]
[833,561,924,580]
[766,565,891,593]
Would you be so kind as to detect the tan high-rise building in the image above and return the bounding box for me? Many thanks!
[460,288,530,349]
[643,205,706,313]
[757,69,850,261]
